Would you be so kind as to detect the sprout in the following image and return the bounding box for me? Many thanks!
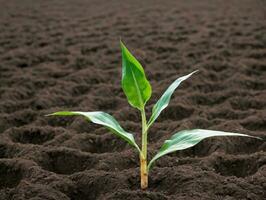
[47,41,261,189]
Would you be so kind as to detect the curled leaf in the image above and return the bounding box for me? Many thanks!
[148,129,261,170]
[148,70,198,128]
[47,111,141,153]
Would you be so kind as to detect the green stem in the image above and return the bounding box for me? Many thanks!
[141,109,147,158]
[140,108,148,189]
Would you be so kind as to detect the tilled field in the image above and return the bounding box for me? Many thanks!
[0,0,265,199]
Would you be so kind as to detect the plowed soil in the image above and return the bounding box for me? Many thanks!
[0,0,265,199]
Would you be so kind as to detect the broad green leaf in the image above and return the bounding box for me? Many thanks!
[147,70,198,128]
[47,111,141,153]
[148,129,261,170]
[120,41,152,110]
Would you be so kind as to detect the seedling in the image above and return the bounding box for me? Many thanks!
[48,41,261,189]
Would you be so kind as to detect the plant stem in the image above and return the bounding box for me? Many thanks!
[140,108,148,189]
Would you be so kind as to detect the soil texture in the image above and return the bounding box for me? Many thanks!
[0,0,266,199]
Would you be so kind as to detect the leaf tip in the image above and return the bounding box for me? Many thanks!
[45,113,55,117]
[254,136,263,140]
[44,111,76,117]
[192,69,200,75]
[120,39,125,49]
[194,69,200,73]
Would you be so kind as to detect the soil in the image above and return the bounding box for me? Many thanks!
[0,0,266,199]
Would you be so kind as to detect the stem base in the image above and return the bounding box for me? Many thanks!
[140,156,148,190]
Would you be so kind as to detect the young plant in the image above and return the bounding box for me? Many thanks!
[48,41,261,190]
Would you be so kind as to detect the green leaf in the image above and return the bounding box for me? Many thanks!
[147,70,198,128]
[47,111,141,153]
[120,41,152,110]
[148,129,261,170]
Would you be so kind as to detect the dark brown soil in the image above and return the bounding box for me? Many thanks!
[0,0,266,199]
